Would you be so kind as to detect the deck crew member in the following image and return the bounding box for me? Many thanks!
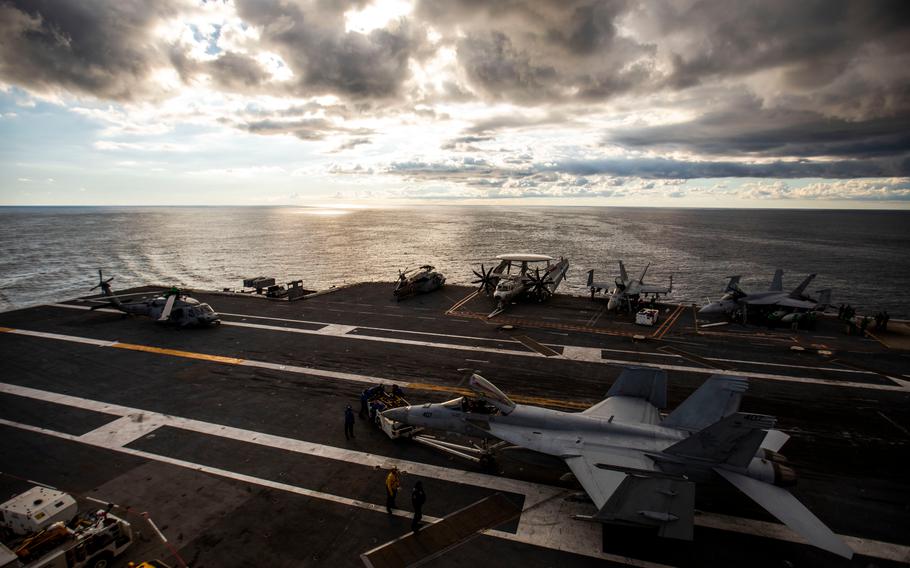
[386,467,401,514]
[344,405,355,440]
[411,481,426,533]
[359,389,369,418]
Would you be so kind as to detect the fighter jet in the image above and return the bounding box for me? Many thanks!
[472,254,569,318]
[586,261,672,311]
[383,369,852,559]
[699,270,831,319]
[393,265,445,300]
[82,270,220,327]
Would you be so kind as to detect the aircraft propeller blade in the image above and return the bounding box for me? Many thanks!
[471,264,496,295]
[525,267,554,302]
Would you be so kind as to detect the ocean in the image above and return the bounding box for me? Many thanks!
[1,206,908,317]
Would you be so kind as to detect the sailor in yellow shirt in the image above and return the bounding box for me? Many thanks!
[385,467,401,514]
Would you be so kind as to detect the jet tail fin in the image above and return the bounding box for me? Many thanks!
[716,468,853,558]
[606,367,668,409]
[661,375,748,432]
[789,274,816,298]
[618,261,628,283]
[586,269,594,288]
[663,412,774,468]
[638,263,650,284]
[770,269,783,292]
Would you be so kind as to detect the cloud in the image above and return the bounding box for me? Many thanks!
[0,0,183,100]
[234,0,425,99]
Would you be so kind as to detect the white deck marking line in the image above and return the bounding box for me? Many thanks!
[4,327,116,347]
[1,385,906,563]
[11,318,909,393]
[79,414,169,447]
[48,303,876,377]
[0,419,670,568]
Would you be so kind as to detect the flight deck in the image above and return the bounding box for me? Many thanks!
[1,283,908,567]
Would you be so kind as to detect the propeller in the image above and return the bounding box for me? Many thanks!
[471,264,497,295]
[525,267,554,302]
[90,269,114,292]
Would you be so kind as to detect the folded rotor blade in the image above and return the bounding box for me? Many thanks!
[159,294,177,321]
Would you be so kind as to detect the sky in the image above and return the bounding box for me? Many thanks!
[1,0,909,208]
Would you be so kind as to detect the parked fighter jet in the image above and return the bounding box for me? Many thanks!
[82,270,220,327]
[699,270,831,319]
[383,369,852,559]
[587,261,672,311]
[472,254,569,318]
[393,265,445,300]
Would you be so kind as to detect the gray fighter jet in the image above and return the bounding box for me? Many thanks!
[383,369,852,559]
[586,261,672,311]
[699,270,831,318]
[83,270,220,327]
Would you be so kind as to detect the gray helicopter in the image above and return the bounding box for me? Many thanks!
[393,265,446,300]
[84,270,220,327]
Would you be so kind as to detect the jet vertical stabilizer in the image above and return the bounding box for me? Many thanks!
[789,274,816,298]
[770,269,784,292]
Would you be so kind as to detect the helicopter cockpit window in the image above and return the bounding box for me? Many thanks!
[200,304,215,314]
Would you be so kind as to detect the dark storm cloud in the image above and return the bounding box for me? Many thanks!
[608,106,910,159]
[239,117,372,141]
[650,0,910,91]
[234,0,425,99]
[0,0,181,100]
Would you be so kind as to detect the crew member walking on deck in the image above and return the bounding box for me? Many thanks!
[359,389,369,418]
[386,467,401,514]
[411,481,426,533]
[344,405,355,440]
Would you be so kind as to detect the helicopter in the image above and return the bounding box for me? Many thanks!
[472,254,569,318]
[393,265,446,300]
[83,270,221,327]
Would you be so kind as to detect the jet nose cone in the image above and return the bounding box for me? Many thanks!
[383,406,409,423]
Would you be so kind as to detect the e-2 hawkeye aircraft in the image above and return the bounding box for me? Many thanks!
[472,254,569,318]
[699,269,831,320]
[82,270,220,327]
[383,368,852,559]
[587,261,672,311]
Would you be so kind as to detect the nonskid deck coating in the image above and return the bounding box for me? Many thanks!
[1,282,908,567]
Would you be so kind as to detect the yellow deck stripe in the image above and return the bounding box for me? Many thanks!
[111,342,245,365]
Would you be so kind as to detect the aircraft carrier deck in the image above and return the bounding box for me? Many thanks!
[1,283,908,567]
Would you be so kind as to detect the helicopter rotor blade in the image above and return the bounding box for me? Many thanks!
[158,294,177,321]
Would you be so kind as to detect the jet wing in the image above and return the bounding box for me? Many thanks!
[771,297,817,309]
[638,284,671,295]
[564,445,652,508]
[716,468,853,559]
[567,446,694,540]
[583,367,667,424]
[583,396,661,424]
